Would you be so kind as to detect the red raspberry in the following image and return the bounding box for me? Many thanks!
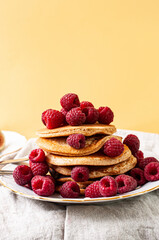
[31,175,55,196]
[29,148,45,163]
[98,106,114,124]
[60,181,80,198]
[123,134,140,154]
[42,109,65,129]
[66,134,86,149]
[45,175,55,185]
[138,157,158,170]
[103,138,124,157]
[134,150,144,167]
[60,93,80,111]
[29,160,49,176]
[60,108,68,116]
[130,168,147,186]
[85,181,102,198]
[115,175,137,194]
[144,162,159,181]
[82,107,99,124]
[66,107,86,126]
[80,101,94,110]
[99,176,117,197]
[71,166,89,182]
[13,165,33,186]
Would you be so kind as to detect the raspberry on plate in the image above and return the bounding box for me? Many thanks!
[60,181,80,198]
[123,134,140,154]
[66,134,86,149]
[115,174,137,194]
[29,148,46,163]
[139,157,158,170]
[66,107,86,126]
[82,107,99,124]
[71,166,89,182]
[60,93,80,111]
[42,109,65,129]
[13,165,33,186]
[134,150,144,167]
[99,176,117,197]
[45,175,55,185]
[98,106,114,124]
[80,101,94,110]
[29,160,49,176]
[144,162,159,181]
[103,137,124,157]
[130,168,147,186]
[85,181,102,198]
[31,175,55,196]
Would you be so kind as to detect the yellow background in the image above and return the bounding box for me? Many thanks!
[0,0,159,139]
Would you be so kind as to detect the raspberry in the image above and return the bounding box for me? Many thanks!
[45,175,55,185]
[60,181,80,198]
[29,148,45,163]
[115,175,137,194]
[134,150,144,167]
[42,109,65,129]
[60,108,68,116]
[71,166,89,182]
[85,181,102,198]
[13,165,33,186]
[60,93,80,111]
[80,101,94,110]
[29,160,49,176]
[103,137,124,157]
[144,162,159,181]
[98,106,114,124]
[130,168,147,186]
[138,157,158,170]
[99,176,117,197]
[82,107,99,124]
[123,134,140,154]
[31,175,55,196]
[66,134,86,149]
[66,107,86,126]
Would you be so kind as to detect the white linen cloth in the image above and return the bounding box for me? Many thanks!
[0,130,159,240]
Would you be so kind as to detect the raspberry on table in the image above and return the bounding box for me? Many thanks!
[31,175,55,196]
[103,137,124,157]
[60,93,80,111]
[80,101,94,110]
[123,134,140,154]
[29,148,46,163]
[98,106,114,124]
[42,109,65,129]
[13,165,33,186]
[115,175,137,194]
[99,176,117,197]
[134,150,144,167]
[71,166,89,182]
[138,157,158,170]
[60,181,80,198]
[29,160,49,176]
[66,107,86,126]
[144,162,159,181]
[85,181,102,198]
[66,134,86,149]
[130,168,147,186]
[82,107,99,124]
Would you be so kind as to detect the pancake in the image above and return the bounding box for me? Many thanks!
[0,131,5,151]
[36,123,116,138]
[37,135,122,157]
[49,155,137,179]
[46,144,131,166]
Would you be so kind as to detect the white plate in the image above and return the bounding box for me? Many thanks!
[0,131,27,158]
[0,163,159,204]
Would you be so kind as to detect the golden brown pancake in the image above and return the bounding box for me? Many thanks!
[49,155,137,179]
[46,145,131,166]
[0,131,5,151]
[36,123,116,138]
[37,135,122,157]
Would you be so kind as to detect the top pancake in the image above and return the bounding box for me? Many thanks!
[36,123,116,138]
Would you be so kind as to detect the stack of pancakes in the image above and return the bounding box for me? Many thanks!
[36,124,137,195]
